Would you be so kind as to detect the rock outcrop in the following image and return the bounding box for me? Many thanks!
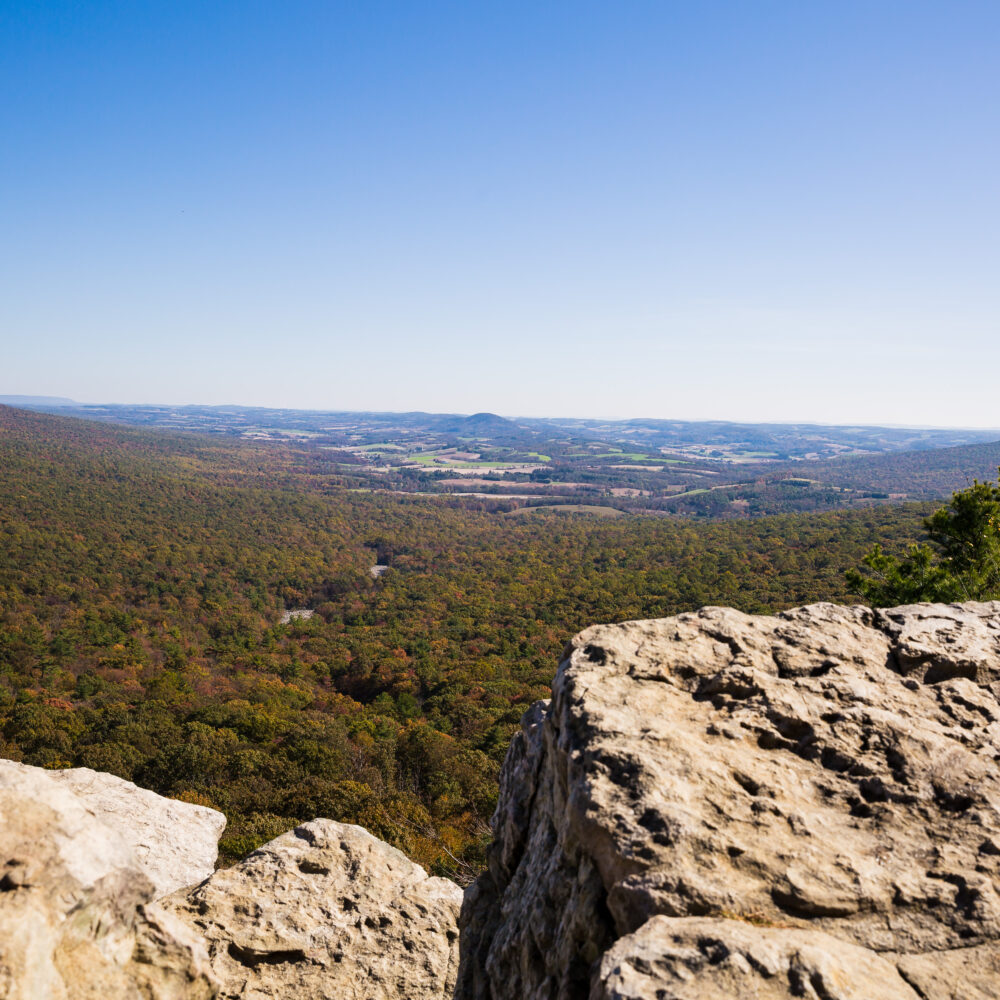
[0,760,217,999]
[0,760,461,999]
[594,917,920,999]
[458,601,1000,1000]
[24,762,226,898]
[161,819,463,1000]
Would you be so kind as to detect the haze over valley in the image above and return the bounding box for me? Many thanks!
[8,396,1000,519]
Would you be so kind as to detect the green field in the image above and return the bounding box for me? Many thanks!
[354,443,406,452]
[508,503,627,518]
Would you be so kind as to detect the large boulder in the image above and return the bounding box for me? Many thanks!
[0,761,217,999]
[9,762,226,898]
[161,818,463,1000]
[457,601,1000,1000]
[0,759,461,999]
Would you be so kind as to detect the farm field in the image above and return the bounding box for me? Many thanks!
[8,400,1000,519]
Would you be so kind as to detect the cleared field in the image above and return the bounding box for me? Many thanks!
[507,504,627,518]
[407,454,525,469]
[353,443,406,452]
[403,449,544,469]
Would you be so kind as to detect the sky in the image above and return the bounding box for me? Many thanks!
[2,1,998,426]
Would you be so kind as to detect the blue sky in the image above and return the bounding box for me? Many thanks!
[2,1,998,425]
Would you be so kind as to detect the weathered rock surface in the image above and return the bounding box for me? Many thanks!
[0,760,217,999]
[16,762,226,898]
[0,762,462,999]
[458,601,1000,1000]
[162,819,463,1000]
[593,917,920,1000]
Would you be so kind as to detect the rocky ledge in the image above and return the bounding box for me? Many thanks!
[160,819,462,999]
[0,760,461,998]
[458,601,1000,1000]
[2,601,999,999]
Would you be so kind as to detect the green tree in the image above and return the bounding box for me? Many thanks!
[848,473,1000,605]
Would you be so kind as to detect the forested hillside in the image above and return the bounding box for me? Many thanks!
[0,405,930,877]
[758,439,1000,497]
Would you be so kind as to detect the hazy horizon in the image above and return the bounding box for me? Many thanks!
[3,2,998,426]
[5,393,1000,433]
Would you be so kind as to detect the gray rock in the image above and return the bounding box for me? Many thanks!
[0,759,459,998]
[457,601,1000,1000]
[162,818,463,1000]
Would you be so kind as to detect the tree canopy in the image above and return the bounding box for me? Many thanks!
[847,472,1000,606]
[0,405,931,878]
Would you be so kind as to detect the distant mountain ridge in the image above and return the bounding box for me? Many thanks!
[0,394,77,407]
[6,400,1000,518]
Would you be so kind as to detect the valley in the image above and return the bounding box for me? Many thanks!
[0,403,939,876]
[11,399,1000,519]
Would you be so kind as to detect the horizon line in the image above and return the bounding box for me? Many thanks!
[3,395,1000,435]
